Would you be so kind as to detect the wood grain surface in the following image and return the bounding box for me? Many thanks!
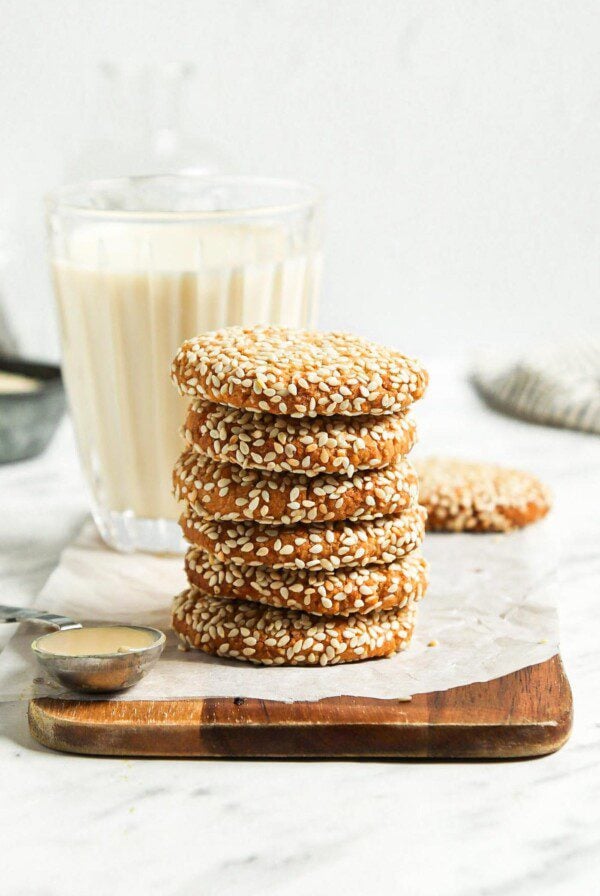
[28,656,572,760]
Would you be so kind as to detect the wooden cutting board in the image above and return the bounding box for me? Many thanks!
[28,656,572,759]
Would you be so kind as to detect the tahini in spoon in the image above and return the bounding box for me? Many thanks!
[0,605,165,693]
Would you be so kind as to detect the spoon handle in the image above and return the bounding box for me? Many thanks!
[0,605,82,631]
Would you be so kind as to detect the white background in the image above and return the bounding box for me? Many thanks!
[1,0,599,361]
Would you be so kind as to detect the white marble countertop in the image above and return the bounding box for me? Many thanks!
[1,360,599,896]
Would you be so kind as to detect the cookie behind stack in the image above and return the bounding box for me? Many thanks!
[170,326,429,666]
[415,457,551,532]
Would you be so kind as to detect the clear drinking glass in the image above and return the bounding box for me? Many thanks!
[46,175,322,553]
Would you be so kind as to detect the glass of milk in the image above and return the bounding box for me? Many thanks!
[46,175,322,553]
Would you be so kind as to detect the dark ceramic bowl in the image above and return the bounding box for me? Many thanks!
[0,357,65,463]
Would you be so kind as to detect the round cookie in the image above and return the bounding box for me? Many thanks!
[174,449,419,524]
[184,399,418,477]
[181,504,427,569]
[416,457,552,532]
[171,326,428,417]
[185,547,428,616]
[172,588,418,666]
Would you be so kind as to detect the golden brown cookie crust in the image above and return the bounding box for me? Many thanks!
[171,326,428,417]
[184,399,418,477]
[172,588,418,666]
[174,449,419,524]
[180,504,427,569]
[416,457,552,532]
[185,547,429,616]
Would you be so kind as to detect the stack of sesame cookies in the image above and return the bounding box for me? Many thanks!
[170,326,429,667]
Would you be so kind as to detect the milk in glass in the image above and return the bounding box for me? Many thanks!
[49,182,321,553]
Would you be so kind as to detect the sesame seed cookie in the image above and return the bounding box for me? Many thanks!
[185,547,428,616]
[172,588,418,665]
[174,449,419,525]
[416,457,552,532]
[171,326,428,417]
[180,504,427,569]
[183,399,417,477]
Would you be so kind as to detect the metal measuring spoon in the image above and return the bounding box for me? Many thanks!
[0,605,165,693]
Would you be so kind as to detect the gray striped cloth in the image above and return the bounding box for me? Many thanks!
[471,341,600,435]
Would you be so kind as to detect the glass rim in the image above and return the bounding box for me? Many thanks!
[45,174,322,221]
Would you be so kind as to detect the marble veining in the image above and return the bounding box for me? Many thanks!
[1,361,599,896]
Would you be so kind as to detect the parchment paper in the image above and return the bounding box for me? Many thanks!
[0,517,559,703]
